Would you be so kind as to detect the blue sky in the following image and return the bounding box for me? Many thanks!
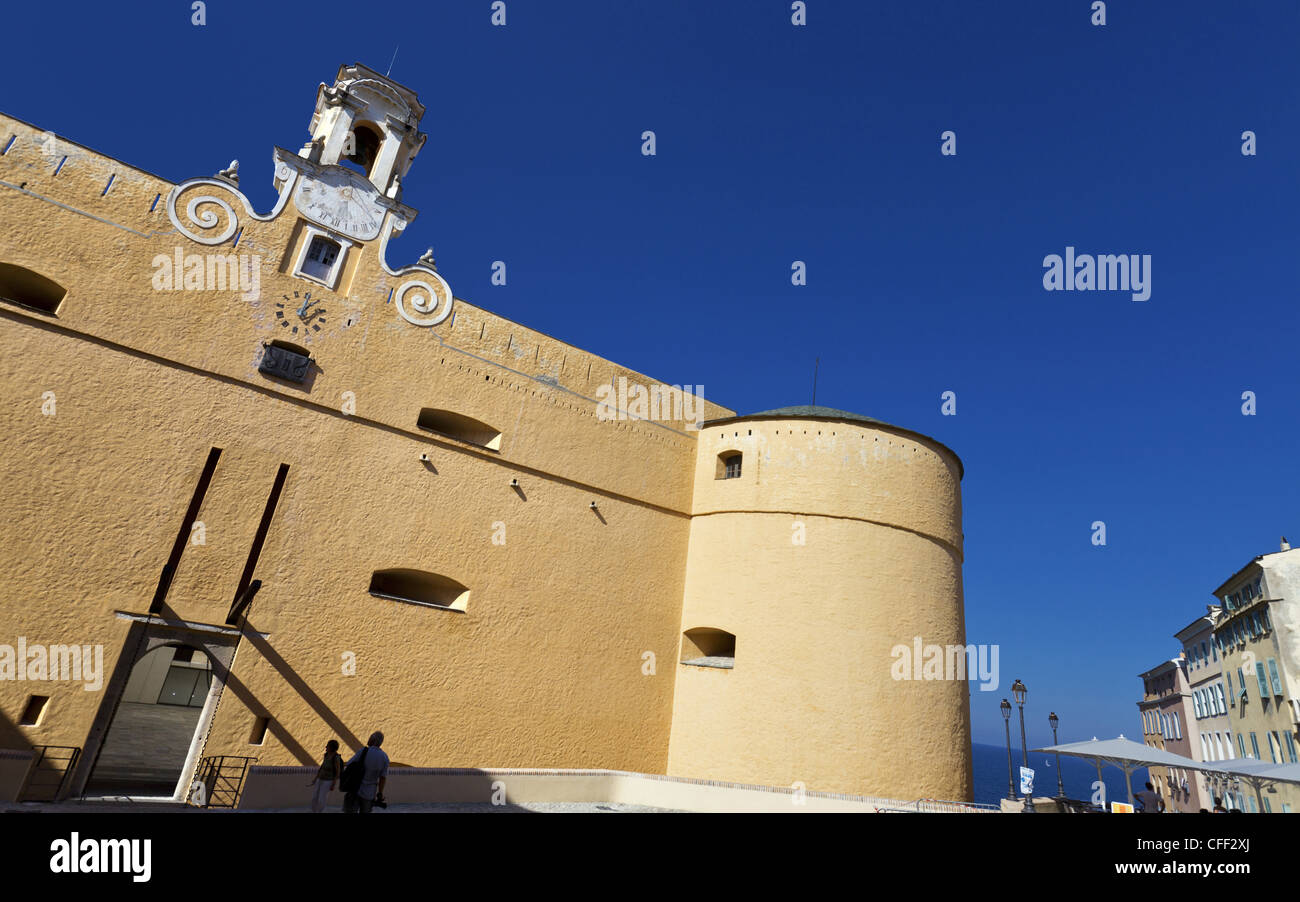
[3,1,1297,747]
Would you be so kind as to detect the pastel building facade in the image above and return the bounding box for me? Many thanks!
[1175,611,1237,810]
[0,65,971,804]
[1211,544,1300,812]
[1137,659,1201,812]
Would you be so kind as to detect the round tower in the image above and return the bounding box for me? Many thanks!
[667,406,972,801]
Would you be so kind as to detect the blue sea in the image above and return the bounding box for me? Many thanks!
[971,742,1147,806]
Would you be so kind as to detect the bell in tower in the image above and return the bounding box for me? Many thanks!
[301,63,428,200]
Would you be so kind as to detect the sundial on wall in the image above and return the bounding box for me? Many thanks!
[294,166,385,241]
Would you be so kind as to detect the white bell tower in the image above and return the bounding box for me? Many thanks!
[301,63,427,199]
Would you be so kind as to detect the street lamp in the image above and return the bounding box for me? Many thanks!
[1011,679,1033,813]
[1049,712,1065,798]
[1001,698,1016,801]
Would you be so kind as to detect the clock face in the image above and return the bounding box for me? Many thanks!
[274,290,327,342]
[295,168,384,240]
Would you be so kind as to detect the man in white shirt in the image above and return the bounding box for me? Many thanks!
[342,731,390,814]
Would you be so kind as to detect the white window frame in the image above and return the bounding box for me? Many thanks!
[292,225,354,290]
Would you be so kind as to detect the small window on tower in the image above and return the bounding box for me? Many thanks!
[302,236,341,281]
[716,451,742,480]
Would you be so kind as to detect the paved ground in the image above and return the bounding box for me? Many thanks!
[82,702,201,795]
[1,800,681,813]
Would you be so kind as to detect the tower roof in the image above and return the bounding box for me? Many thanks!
[743,404,893,426]
[701,404,963,478]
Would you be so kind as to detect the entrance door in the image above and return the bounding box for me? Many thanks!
[83,643,216,797]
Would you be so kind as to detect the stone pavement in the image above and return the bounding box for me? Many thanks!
[2,800,680,813]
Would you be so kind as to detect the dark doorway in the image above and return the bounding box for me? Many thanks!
[83,643,215,797]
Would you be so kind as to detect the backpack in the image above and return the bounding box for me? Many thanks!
[339,747,369,795]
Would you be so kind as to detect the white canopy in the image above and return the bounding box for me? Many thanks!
[1034,737,1300,810]
[1031,736,1219,806]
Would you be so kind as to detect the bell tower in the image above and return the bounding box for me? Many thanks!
[301,63,428,199]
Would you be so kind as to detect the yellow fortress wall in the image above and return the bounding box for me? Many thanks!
[0,63,971,804]
[668,411,972,801]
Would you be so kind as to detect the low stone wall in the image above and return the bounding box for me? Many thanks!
[0,750,34,803]
[237,765,992,813]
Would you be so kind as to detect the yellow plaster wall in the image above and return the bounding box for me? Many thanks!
[668,418,972,800]
[0,112,726,774]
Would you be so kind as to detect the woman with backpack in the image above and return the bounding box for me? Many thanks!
[309,739,343,812]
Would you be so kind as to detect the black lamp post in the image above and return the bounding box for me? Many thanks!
[1049,711,1065,798]
[1001,698,1016,801]
[1012,679,1033,813]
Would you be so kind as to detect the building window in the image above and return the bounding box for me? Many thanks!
[250,716,270,745]
[1255,663,1269,699]
[156,660,210,708]
[416,408,503,451]
[19,695,49,726]
[1267,659,1282,696]
[1237,734,1246,757]
[1215,682,1226,714]
[1249,733,1260,759]
[302,236,340,280]
[716,451,742,480]
[292,227,352,289]
[680,627,736,669]
[0,263,66,315]
[369,568,469,611]
[1285,731,1297,764]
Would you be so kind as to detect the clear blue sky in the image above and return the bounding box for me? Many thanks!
[4,1,1297,748]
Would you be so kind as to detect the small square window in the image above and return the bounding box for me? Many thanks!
[20,695,49,726]
[302,236,341,281]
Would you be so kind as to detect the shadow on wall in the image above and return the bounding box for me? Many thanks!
[214,623,365,766]
[0,708,33,752]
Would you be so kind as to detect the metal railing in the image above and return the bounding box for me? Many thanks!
[873,797,1001,813]
[192,755,258,808]
[21,746,81,802]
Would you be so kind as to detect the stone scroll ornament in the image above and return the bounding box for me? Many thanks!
[383,222,454,328]
[166,160,297,246]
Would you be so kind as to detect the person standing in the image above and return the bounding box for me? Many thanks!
[342,731,390,814]
[1135,781,1165,813]
[309,739,343,813]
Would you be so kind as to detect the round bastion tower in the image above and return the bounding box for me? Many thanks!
[666,406,973,801]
